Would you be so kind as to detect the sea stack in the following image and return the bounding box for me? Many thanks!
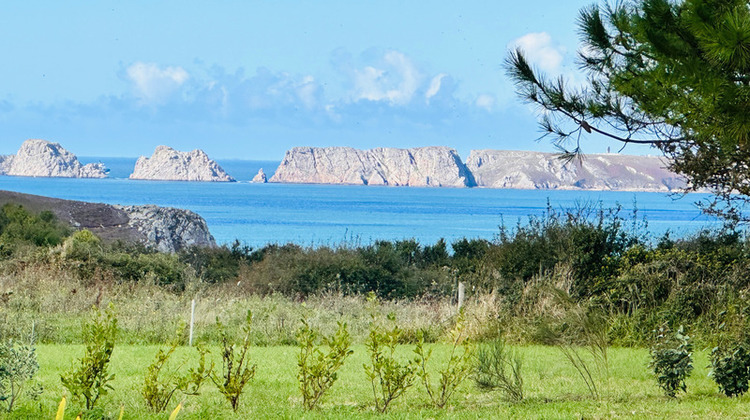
[269,146,475,187]
[129,146,235,182]
[251,168,267,183]
[0,139,107,178]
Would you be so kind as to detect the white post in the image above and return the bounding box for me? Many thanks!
[189,299,196,346]
[457,282,465,310]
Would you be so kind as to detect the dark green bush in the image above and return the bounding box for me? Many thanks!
[710,344,750,397]
[650,325,693,398]
[0,204,70,251]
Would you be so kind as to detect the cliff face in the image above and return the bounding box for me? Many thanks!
[0,190,216,252]
[0,139,107,178]
[129,146,235,182]
[465,150,686,191]
[269,146,475,187]
[114,205,216,253]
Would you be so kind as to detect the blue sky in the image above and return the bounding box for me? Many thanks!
[0,1,654,160]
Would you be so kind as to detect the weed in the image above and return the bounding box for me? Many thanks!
[473,337,524,402]
[414,310,475,408]
[550,288,609,398]
[211,311,256,411]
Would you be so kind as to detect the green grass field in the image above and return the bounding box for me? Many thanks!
[3,344,750,419]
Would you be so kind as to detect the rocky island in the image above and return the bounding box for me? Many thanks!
[269,146,475,187]
[129,146,235,182]
[0,139,107,178]
[465,150,685,192]
[0,190,215,252]
[270,146,685,192]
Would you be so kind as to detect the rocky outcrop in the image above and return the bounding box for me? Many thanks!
[251,168,267,183]
[270,146,474,187]
[465,150,686,192]
[113,205,215,253]
[0,139,107,178]
[0,190,215,252]
[129,146,235,182]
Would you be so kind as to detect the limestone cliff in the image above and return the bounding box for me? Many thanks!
[129,146,235,182]
[0,190,215,252]
[269,146,475,187]
[0,139,107,178]
[465,150,686,192]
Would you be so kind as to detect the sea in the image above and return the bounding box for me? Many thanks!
[0,157,723,249]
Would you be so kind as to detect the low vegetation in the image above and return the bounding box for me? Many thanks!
[3,202,750,416]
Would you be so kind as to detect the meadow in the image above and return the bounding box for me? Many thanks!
[3,203,750,418]
[4,344,749,419]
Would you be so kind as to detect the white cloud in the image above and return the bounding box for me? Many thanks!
[509,32,564,73]
[425,73,447,103]
[296,75,318,109]
[126,62,189,105]
[353,51,421,105]
[475,94,495,110]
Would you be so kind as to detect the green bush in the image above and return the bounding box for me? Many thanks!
[297,320,352,410]
[650,325,693,398]
[0,338,42,412]
[710,343,750,397]
[0,204,70,251]
[414,311,475,408]
[142,328,212,412]
[364,313,416,413]
[61,304,118,410]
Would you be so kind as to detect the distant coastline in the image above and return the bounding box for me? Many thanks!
[3,139,684,192]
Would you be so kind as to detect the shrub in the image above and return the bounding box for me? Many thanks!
[61,230,102,261]
[650,325,693,397]
[142,328,212,412]
[709,343,750,397]
[61,304,118,410]
[364,313,416,413]
[0,338,42,412]
[297,319,353,410]
[414,311,475,408]
[473,337,524,402]
[0,204,70,249]
[211,311,256,411]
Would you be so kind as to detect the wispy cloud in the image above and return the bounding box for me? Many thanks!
[9,51,509,150]
[508,32,565,73]
[425,73,447,103]
[475,94,496,111]
[352,51,421,105]
[125,62,189,105]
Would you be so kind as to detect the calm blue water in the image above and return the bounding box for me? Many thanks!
[0,158,720,248]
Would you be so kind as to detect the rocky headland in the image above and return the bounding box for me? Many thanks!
[129,146,235,182]
[269,146,475,187]
[465,150,685,192]
[0,139,107,178]
[0,190,215,252]
[270,146,685,192]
